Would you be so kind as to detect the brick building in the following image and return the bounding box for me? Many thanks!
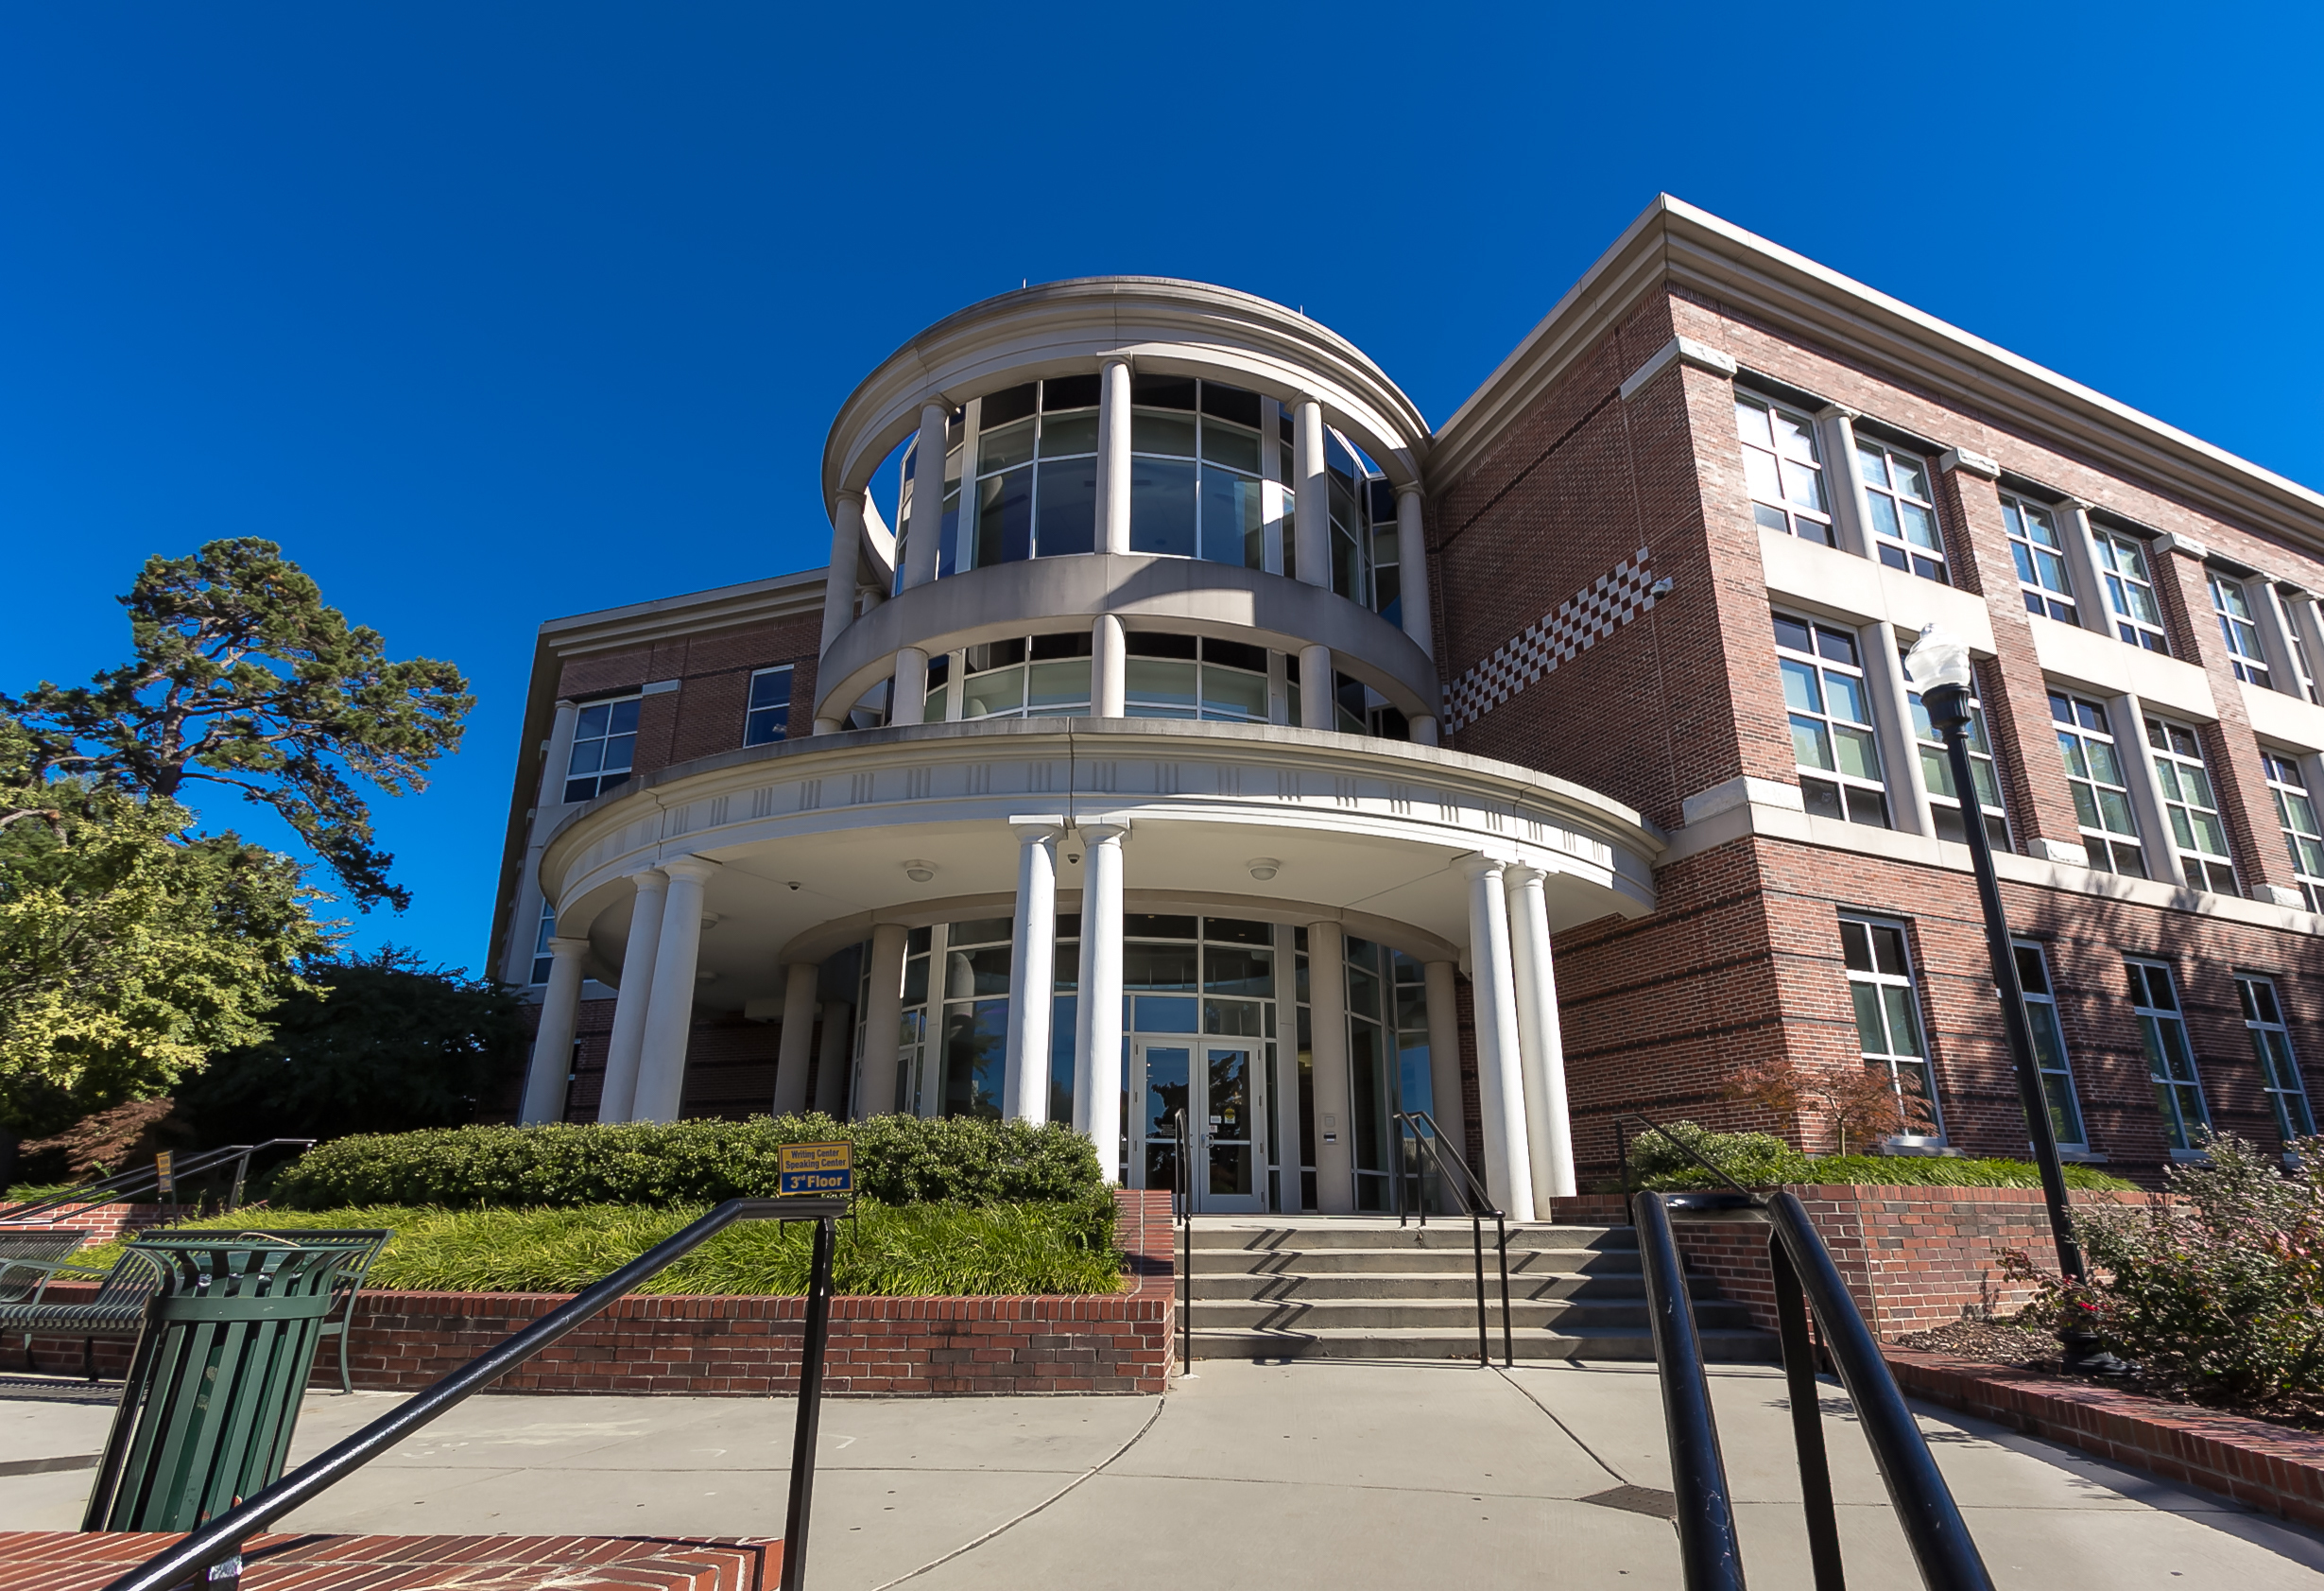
[491,195,2323,1202]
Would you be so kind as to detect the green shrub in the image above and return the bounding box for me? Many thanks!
[269,1114,1105,1211]
[76,1199,1125,1297]
[1622,1121,2135,1191]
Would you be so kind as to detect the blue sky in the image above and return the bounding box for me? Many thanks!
[4,3,2318,975]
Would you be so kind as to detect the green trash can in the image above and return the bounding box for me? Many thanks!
[82,1233,382,1532]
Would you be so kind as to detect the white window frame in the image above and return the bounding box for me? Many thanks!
[1839,915,1943,1144]
[744,666,794,747]
[2235,973,2316,1141]
[1736,392,1835,545]
[1129,376,1272,573]
[2092,528,2171,653]
[2002,493,2078,623]
[968,379,1102,569]
[2127,959,2210,1153]
[2210,573,2273,688]
[2262,751,2324,913]
[2050,691,2146,876]
[1777,611,1889,828]
[1854,437,1947,581]
[1906,662,2010,850]
[955,633,1095,722]
[562,693,642,804]
[2013,941,2087,1150]
[2145,716,2240,895]
[528,900,557,987]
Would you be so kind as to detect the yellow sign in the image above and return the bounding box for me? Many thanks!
[778,1141,853,1196]
[155,1151,175,1199]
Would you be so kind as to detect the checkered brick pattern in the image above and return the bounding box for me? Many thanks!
[1442,548,1658,732]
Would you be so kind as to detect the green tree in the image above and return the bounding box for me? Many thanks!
[5,539,472,910]
[177,947,525,1144]
[0,718,325,1135]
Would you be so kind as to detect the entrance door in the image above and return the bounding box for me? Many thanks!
[1130,1040,1266,1214]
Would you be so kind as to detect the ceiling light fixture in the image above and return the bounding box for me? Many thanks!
[904,859,937,884]
[1246,857,1281,881]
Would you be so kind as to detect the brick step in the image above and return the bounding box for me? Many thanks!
[1186,1269,1703,1301]
[0,1530,779,1591]
[1188,1296,1759,1331]
[1189,1325,1780,1362]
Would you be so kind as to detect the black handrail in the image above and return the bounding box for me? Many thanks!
[3,1140,315,1223]
[1170,1106,1192,1372]
[1613,1112,1756,1202]
[1633,1187,1995,1590]
[101,1196,849,1591]
[1391,1111,1511,1368]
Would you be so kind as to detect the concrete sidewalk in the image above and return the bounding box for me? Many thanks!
[3,1360,2319,1588]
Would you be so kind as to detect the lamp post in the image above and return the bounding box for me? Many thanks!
[1903,624,2126,1375]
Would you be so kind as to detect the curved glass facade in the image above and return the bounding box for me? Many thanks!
[918,629,1371,734]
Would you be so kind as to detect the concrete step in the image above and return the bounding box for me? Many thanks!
[1184,1270,1700,1302]
[1187,1246,1645,1276]
[1186,1223,1635,1254]
[1187,1325,1780,1363]
[1188,1296,1760,1332]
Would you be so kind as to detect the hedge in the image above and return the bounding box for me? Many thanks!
[269,1114,1106,1211]
[1622,1121,2138,1191]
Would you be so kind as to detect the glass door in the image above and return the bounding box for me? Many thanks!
[1128,1039,1266,1214]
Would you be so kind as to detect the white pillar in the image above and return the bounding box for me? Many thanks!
[772,960,820,1116]
[1410,716,1438,746]
[1460,856,1534,1217]
[1075,819,1128,1179]
[1861,620,1932,838]
[859,923,909,1118]
[891,645,929,727]
[819,492,866,666]
[2111,690,2188,890]
[1004,818,1064,1124]
[1394,484,1434,660]
[520,936,590,1125]
[1306,921,1354,1213]
[1272,942,1305,1211]
[1423,960,1466,1160]
[815,1001,853,1117]
[1299,643,1334,730]
[1092,614,1127,718]
[1096,358,1132,556]
[1505,866,1576,1207]
[632,856,717,1123]
[1293,399,1328,588]
[537,698,583,806]
[902,402,948,590]
[2286,591,2324,700]
[597,870,668,1123]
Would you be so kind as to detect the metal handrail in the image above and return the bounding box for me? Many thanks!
[1390,1111,1511,1368]
[1634,1187,1995,1590]
[3,1140,314,1223]
[1170,1106,1192,1371]
[1613,1112,1757,1202]
[101,1196,849,1591]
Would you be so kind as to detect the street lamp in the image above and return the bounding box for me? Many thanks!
[1903,623,2126,1375]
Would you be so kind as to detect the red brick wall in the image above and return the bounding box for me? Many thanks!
[0,1202,195,1241]
[0,1530,778,1591]
[556,614,820,784]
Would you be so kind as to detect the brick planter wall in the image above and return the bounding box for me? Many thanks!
[0,1530,778,1591]
[0,1201,197,1242]
[22,1190,1177,1395]
[1553,1185,2152,1339]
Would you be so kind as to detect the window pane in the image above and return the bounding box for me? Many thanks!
[1027,660,1092,711]
[1040,411,1098,458]
[1035,459,1096,556]
[1792,716,1835,770]
[1200,422,1261,475]
[1129,458,1198,557]
[1200,664,1268,721]
[975,468,1034,566]
[1132,411,1197,457]
[1126,657,1198,710]
[1200,466,1264,566]
[1781,658,1824,714]
[1850,982,1886,1052]
[979,416,1035,475]
[962,668,1025,718]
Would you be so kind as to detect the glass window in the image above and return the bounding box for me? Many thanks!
[2050,692,2145,876]
[2263,752,2324,912]
[2014,942,2086,1148]
[1839,917,1940,1140]
[1130,378,1267,571]
[2146,717,2240,895]
[1855,439,1946,581]
[2210,575,2273,687]
[2236,974,2316,1140]
[2092,529,2170,653]
[2127,960,2209,1151]
[1775,611,1888,827]
[961,380,1098,567]
[1735,394,1833,545]
[1905,655,2009,850]
[744,666,792,747]
[563,695,641,803]
[529,900,557,986]
[1122,633,1271,725]
[2002,494,2077,623]
[955,632,1093,721]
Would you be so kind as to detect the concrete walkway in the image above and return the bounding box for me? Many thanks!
[3,1360,2319,1588]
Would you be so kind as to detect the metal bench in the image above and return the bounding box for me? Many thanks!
[0,1229,92,1306]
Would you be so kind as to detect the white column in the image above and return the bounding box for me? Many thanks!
[771,960,820,1116]
[2112,691,2189,889]
[1862,621,1933,837]
[520,936,590,1125]
[597,870,668,1123]
[1299,643,1334,730]
[2286,591,2324,700]
[890,645,930,728]
[503,699,584,986]
[820,492,866,666]
[1410,717,1439,747]
[1272,941,1305,1211]
[1460,856,1534,1217]
[1095,359,1132,556]
[537,698,583,806]
[1422,960,1466,1157]
[902,402,948,590]
[1504,867,1575,1207]
[1394,484,1434,658]
[815,1001,853,1116]
[632,856,718,1123]
[1075,819,1128,1178]
[858,923,910,1117]
[1293,400,1328,588]
[1004,818,1064,1124]
[1306,920,1354,1213]
[2054,500,2117,640]
[1816,406,1873,561]
[2251,582,2305,697]
[1091,614,1127,718]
